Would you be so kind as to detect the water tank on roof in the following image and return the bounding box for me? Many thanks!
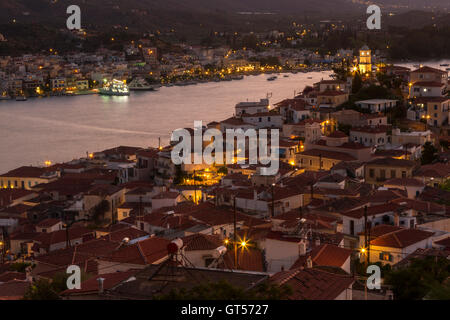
[167,238,183,254]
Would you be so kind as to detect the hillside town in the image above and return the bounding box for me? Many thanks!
[0,46,450,300]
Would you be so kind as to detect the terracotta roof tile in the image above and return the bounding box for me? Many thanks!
[370,228,434,248]
[271,267,354,300]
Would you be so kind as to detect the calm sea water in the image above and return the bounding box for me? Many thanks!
[0,71,333,173]
[1,59,448,174]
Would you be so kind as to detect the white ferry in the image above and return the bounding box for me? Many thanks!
[99,79,130,96]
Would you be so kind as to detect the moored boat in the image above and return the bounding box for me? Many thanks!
[128,78,158,91]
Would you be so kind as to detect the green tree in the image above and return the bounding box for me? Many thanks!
[9,262,33,273]
[440,180,450,192]
[23,279,61,300]
[421,142,438,165]
[384,256,450,300]
[352,72,362,94]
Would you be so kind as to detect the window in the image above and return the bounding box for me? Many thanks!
[390,170,396,178]
[402,171,406,178]
[369,169,375,178]
[380,169,385,179]
[258,117,262,122]
[350,220,355,236]
[379,252,393,262]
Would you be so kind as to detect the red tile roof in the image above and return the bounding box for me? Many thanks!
[327,130,348,138]
[367,157,416,168]
[271,267,354,300]
[33,227,94,250]
[300,149,356,161]
[100,237,170,265]
[0,166,50,178]
[411,66,447,74]
[0,280,30,300]
[36,218,61,228]
[370,228,434,248]
[181,233,223,251]
[101,227,149,242]
[341,203,401,219]
[434,237,450,248]
[60,270,138,296]
[0,271,26,282]
[384,178,425,187]
[357,224,403,238]
[291,244,352,270]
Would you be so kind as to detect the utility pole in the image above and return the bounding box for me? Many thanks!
[367,219,371,265]
[139,195,142,221]
[271,183,275,218]
[364,205,368,301]
[364,205,368,263]
[233,196,237,269]
[193,169,197,204]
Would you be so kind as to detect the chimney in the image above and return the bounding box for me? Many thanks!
[306,256,313,268]
[299,240,306,256]
[394,212,400,227]
[97,277,105,294]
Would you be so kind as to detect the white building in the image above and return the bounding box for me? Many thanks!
[355,99,397,113]
[235,98,270,116]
